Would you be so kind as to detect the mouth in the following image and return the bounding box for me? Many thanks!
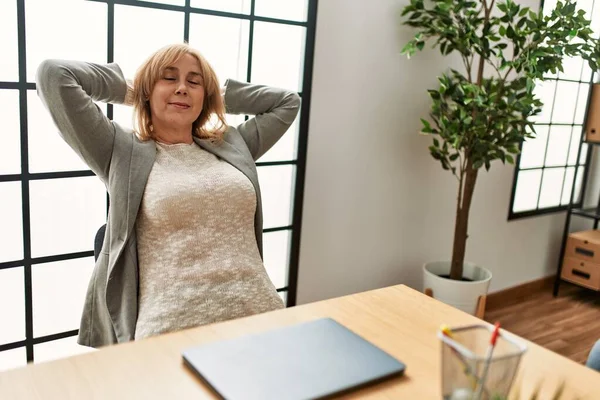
[169,102,191,109]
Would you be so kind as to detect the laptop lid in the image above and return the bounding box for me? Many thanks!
[182,317,406,400]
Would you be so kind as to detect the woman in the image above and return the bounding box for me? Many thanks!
[36,43,301,347]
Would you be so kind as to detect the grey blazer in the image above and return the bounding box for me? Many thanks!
[36,59,301,348]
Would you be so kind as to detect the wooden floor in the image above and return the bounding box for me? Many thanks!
[485,282,600,365]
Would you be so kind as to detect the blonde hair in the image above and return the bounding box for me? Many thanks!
[132,43,227,142]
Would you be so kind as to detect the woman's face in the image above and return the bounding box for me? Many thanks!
[149,54,205,133]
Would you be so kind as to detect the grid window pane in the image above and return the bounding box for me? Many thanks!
[258,114,299,162]
[189,14,249,85]
[255,0,308,22]
[530,80,557,123]
[257,165,294,229]
[142,0,184,5]
[538,168,565,208]
[561,167,576,205]
[578,0,594,15]
[278,291,287,304]
[263,230,290,289]
[252,22,305,92]
[190,0,251,14]
[519,125,549,169]
[579,143,588,165]
[542,0,557,15]
[592,1,600,34]
[26,0,107,82]
[34,336,96,365]
[226,113,247,127]
[513,20,595,217]
[558,56,583,81]
[567,126,584,165]
[0,182,24,263]
[544,125,571,167]
[0,90,21,174]
[574,167,585,203]
[574,84,590,125]
[0,0,18,81]
[0,347,26,373]
[29,177,106,258]
[581,61,594,83]
[32,257,94,338]
[114,5,184,79]
[551,81,579,124]
[0,267,25,345]
[113,104,135,131]
[512,170,542,213]
[27,91,89,173]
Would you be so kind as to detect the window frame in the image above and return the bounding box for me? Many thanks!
[508,66,595,219]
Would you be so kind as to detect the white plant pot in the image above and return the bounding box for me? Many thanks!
[423,261,492,316]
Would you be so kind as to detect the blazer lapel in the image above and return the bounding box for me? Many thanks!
[125,138,156,241]
[107,136,155,281]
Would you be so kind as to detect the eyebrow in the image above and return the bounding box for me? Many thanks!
[164,66,203,78]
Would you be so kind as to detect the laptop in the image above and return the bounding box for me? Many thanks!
[182,317,406,400]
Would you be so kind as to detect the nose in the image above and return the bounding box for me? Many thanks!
[175,81,188,95]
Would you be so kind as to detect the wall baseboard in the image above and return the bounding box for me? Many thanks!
[486,275,555,311]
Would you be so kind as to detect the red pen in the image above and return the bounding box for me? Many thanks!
[474,322,501,399]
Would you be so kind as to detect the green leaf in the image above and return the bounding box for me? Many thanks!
[506,154,515,163]
[400,42,415,57]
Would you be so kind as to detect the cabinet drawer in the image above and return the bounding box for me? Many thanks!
[565,235,600,264]
[561,257,600,290]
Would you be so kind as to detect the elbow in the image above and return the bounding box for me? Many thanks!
[36,59,71,95]
[288,91,302,115]
[36,59,60,96]
[36,59,58,84]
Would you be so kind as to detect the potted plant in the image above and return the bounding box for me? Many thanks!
[400,0,600,315]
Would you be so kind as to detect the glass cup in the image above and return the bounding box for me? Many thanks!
[439,324,528,400]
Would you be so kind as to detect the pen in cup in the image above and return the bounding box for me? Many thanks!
[474,322,501,399]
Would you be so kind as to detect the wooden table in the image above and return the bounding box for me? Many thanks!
[1,285,599,399]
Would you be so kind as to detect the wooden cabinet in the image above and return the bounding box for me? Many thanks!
[561,230,600,291]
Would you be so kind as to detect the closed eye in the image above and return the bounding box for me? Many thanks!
[188,80,200,85]
[164,77,176,81]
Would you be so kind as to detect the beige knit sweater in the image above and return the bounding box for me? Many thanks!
[134,141,284,340]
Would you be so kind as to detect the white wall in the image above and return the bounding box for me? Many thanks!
[296,0,598,304]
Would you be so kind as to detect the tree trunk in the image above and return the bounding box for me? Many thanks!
[450,159,479,280]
